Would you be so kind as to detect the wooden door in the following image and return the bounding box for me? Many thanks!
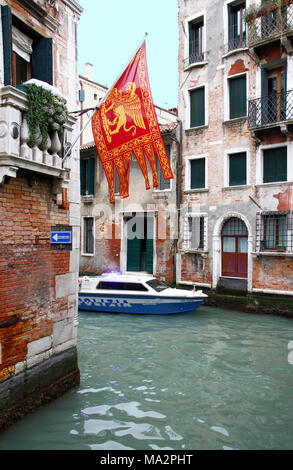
[222,218,248,278]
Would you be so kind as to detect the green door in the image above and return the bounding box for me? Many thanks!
[126,215,154,273]
[127,220,142,272]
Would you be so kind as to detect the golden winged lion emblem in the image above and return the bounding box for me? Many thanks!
[101,82,146,143]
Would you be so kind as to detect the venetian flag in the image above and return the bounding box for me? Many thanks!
[91,41,174,204]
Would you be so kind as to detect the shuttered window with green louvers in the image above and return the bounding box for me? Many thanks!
[229,152,247,186]
[263,147,287,183]
[190,87,205,128]
[229,74,247,119]
[190,158,205,189]
[80,157,95,195]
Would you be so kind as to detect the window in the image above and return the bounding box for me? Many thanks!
[183,215,207,251]
[97,281,148,292]
[228,1,246,51]
[229,152,247,186]
[256,211,293,252]
[146,279,168,292]
[190,87,205,128]
[229,75,247,119]
[114,166,119,195]
[1,5,53,87]
[263,147,287,183]
[80,157,95,195]
[83,217,94,254]
[188,17,204,64]
[190,158,205,189]
[156,145,171,190]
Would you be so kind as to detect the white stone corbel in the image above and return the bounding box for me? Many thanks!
[0,165,18,184]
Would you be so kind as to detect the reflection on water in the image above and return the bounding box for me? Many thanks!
[1,306,293,450]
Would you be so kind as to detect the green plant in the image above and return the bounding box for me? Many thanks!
[26,84,68,148]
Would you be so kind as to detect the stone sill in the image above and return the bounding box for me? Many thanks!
[252,251,293,257]
[255,181,293,189]
[223,185,251,191]
[185,125,209,133]
[184,188,209,194]
[223,117,247,127]
[184,61,208,72]
[222,47,248,59]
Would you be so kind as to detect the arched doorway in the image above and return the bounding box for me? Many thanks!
[222,217,248,278]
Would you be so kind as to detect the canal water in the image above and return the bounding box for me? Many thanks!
[1,306,293,450]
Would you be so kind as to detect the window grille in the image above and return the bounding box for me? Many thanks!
[183,215,207,251]
[256,211,293,252]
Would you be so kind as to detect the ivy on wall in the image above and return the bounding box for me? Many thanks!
[26,84,68,148]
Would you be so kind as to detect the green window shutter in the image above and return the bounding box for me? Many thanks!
[263,147,287,183]
[190,158,205,189]
[1,5,13,86]
[88,157,95,195]
[229,75,247,119]
[32,37,53,85]
[229,152,247,186]
[190,87,205,127]
[80,159,86,195]
[146,217,154,274]
[156,145,171,190]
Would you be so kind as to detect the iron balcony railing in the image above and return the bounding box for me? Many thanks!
[247,1,293,47]
[225,34,247,54]
[248,89,293,128]
[183,50,205,69]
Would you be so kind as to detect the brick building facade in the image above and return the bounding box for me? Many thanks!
[79,65,179,283]
[0,0,82,431]
[177,0,293,297]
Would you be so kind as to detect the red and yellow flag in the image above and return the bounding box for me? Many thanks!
[91,41,174,204]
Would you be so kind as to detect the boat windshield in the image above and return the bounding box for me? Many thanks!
[146,279,169,292]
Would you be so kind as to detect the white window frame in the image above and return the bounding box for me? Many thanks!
[185,154,208,191]
[256,142,293,185]
[183,213,208,252]
[82,216,95,256]
[184,10,207,68]
[223,0,248,53]
[224,71,248,122]
[224,147,250,187]
[185,84,208,130]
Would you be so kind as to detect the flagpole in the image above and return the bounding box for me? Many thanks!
[98,32,148,108]
[62,32,148,165]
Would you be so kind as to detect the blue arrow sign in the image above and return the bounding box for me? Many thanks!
[50,231,72,244]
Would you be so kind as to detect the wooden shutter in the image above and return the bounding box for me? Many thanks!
[88,157,95,195]
[1,5,13,86]
[229,75,246,119]
[32,37,53,85]
[263,147,287,183]
[229,152,247,186]
[190,87,205,127]
[80,159,86,195]
[146,217,154,274]
[191,158,205,189]
[156,146,171,190]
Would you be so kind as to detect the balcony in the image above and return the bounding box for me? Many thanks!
[0,86,76,188]
[183,51,207,70]
[246,1,293,53]
[248,89,293,131]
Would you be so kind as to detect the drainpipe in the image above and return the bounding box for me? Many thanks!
[174,118,182,285]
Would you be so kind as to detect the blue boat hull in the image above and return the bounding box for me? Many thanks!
[78,293,205,315]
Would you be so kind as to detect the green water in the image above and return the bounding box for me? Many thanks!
[1,306,293,450]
